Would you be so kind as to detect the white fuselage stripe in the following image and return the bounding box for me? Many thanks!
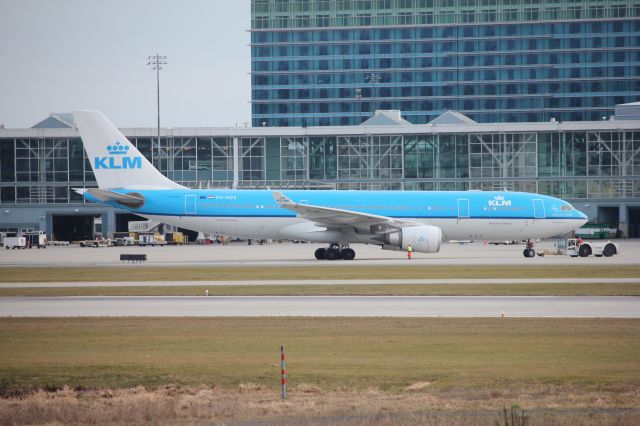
[142,214,580,242]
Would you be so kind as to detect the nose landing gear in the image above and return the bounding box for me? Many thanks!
[314,243,356,260]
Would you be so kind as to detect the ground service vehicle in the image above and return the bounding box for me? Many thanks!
[4,236,26,249]
[24,231,47,248]
[138,233,166,246]
[165,232,185,245]
[79,239,111,247]
[113,237,135,246]
[567,238,618,257]
[536,238,618,258]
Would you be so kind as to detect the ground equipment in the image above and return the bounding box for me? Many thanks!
[536,238,618,257]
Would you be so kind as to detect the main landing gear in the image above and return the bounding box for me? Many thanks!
[314,243,356,261]
[523,239,536,258]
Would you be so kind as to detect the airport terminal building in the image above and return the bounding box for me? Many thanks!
[250,0,640,126]
[1,108,640,240]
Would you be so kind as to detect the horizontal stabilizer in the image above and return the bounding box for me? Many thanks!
[82,188,145,208]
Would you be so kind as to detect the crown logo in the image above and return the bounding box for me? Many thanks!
[495,195,505,201]
[106,142,129,155]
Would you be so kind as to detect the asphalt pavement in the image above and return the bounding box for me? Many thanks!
[1,296,638,318]
[1,240,638,266]
[1,278,639,288]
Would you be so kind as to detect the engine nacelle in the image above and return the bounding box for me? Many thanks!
[382,225,442,253]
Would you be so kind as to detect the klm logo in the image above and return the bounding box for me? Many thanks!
[488,195,511,207]
[94,142,142,170]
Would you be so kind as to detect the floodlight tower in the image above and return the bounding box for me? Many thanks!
[147,54,167,146]
[355,88,363,123]
[365,73,381,116]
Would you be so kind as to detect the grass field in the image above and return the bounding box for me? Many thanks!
[1,317,638,395]
[2,318,639,424]
[2,264,639,296]
[1,264,639,283]
[1,282,640,296]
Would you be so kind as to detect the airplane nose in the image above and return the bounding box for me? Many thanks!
[578,211,588,226]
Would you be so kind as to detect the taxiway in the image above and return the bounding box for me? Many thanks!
[0,240,638,267]
[1,295,638,318]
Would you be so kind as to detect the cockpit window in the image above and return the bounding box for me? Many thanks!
[560,204,574,211]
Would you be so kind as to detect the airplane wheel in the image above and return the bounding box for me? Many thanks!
[603,243,616,257]
[523,248,535,258]
[578,245,591,257]
[342,248,355,260]
[314,248,326,260]
[325,248,340,260]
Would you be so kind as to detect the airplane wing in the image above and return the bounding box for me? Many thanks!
[273,191,423,232]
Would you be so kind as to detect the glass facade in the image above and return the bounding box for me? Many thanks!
[250,0,640,126]
[1,123,639,205]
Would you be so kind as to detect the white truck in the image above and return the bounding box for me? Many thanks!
[567,238,619,257]
[537,238,619,258]
[113,236,135,246]
[4,236,27,250]
[79,238,111,247]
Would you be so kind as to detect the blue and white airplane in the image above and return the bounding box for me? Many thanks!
[74,111,588,260]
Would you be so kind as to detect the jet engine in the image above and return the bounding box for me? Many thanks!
[381,225,442,253]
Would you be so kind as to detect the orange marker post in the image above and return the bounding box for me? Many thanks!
[280,345,286,400]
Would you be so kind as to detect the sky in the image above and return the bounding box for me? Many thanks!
[0,0,251,128]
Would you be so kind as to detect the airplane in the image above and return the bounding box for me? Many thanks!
[73,110,588,260]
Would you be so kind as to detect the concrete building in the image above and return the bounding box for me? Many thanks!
[1,110,639,240]
[250,0,640,126]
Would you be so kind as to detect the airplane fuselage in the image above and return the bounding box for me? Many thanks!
[86,189,586,243]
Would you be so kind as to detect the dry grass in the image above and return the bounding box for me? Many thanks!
[1,282,639,297]
[1,384,639,425]
[1,265,639,283]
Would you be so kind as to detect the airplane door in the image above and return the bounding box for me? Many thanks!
[457,198,470,221]
[184,194,197,215]
[533,199,545,219]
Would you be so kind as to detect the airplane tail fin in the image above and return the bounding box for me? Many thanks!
[73,110,184,190]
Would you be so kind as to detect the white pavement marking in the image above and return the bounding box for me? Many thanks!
[1,296,638,318]
[1,278,639,288]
